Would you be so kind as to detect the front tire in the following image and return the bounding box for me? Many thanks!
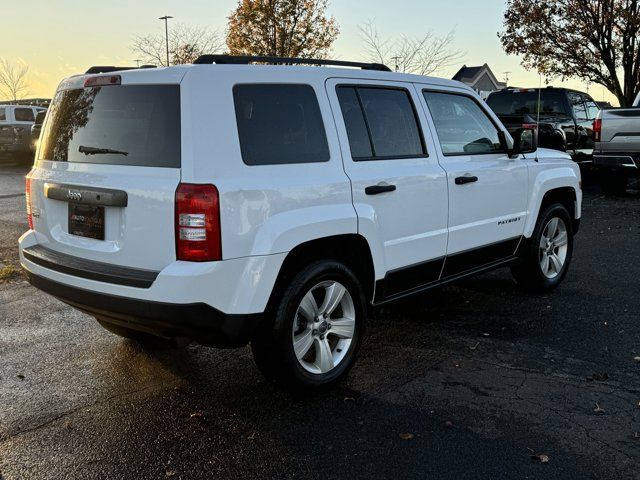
[251,260,366,391]
[511,203,574,291]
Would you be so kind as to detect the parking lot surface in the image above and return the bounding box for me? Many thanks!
[1,165,639,479]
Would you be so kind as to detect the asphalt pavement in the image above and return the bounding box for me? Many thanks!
[1,164,639,479]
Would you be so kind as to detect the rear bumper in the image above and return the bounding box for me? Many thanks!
[26,271,263,347]
[19,231,287,346]
[593,153,639,174]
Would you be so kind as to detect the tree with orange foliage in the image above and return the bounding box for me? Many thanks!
[226,0,339,59]
[500,0,640,106]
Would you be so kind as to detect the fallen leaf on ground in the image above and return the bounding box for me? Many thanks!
[444,420,454,429]
[165,469,177,477]
[533,453,550,463]
[247,432,256,440]
[528,448,550,463]
[399,432,414,440]
[593,402,605,414]
[469,342,480,351]
[343,396,355,402]
[189,412,204,420]
[16,374,24,380]
[634,356,640,363]
[586,372,609,382]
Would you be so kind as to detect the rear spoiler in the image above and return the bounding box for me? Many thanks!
[85,65,156,74]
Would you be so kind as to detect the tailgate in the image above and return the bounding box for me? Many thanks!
[28,80,182,272]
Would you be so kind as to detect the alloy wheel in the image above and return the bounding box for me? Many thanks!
[539,217,569,279]
[291,280,356,375]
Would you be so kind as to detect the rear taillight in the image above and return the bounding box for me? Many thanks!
[522,123,538,130]
[175,183,221,262]
[593,118,602,142]
[25,176,33,230]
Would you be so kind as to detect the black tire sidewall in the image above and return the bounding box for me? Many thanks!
[267,260,366,389]
[525,203,574,289]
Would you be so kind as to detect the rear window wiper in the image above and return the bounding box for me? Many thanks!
[79,145,129,156]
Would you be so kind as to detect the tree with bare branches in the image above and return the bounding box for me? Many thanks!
[132,23,225,66]
[500,0,640,107]
[359,21,464,75]
[226,0,339,58]
[0,59,29,101]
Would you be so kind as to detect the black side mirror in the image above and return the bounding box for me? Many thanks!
[509,127,537,157]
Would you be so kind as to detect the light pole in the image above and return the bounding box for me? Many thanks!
[159,15,173,67]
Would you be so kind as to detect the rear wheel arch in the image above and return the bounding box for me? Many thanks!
[266,234,376,314]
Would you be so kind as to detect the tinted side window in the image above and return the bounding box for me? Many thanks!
[357,88,425,158]
[0,108,5,121]
[424,92,503,156]
[336,87,373,159]
[233,84,329,166]
[568,92,588,120]
[15,108,35,122]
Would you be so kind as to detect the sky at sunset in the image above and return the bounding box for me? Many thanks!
[1,0,618,105]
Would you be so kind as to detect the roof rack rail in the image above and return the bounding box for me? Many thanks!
[85,65,157,74]
[193,55,392,72]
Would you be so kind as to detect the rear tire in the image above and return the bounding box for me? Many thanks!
[251,260,366,391]
[511,203,574,291]
[600,173,627,196]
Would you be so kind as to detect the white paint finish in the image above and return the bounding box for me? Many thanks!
[28,161,180,271]
[19,64,583,316]
[20,229,286,315]
[416,85,529,254]
[179,67,357,259]
[523,149,582,237]
[325,77,449,276]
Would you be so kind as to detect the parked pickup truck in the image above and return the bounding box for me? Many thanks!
[0,104,46,163]
[30,110,47,152]
[487,87,599,163]
[592,93,640,194]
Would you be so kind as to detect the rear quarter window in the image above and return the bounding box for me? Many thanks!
[233,84,330,166]
[14,108,35,122]
[0,108,5,121]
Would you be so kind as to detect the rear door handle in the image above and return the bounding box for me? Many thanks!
[365,184,396,195]
[455,175,478,185]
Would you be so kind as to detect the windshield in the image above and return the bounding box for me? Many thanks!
[487,91,567,116]
[38,84,180,167]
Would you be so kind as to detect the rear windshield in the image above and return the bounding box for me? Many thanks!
[38,84,180,167]
[487,91,567,116]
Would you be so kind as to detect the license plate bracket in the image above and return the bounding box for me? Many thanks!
[68,204,105,240]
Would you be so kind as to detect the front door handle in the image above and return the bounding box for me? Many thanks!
[365,184,397,195]
[455,175,478,185]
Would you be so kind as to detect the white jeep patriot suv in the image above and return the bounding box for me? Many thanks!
[19,56,581,389]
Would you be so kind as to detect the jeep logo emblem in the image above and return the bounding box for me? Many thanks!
[67,190,82,202]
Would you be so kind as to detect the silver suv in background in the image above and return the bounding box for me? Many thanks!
[0,105,46,163]
[593,92,640,194]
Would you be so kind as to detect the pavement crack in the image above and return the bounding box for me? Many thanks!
[0,384,160,443]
